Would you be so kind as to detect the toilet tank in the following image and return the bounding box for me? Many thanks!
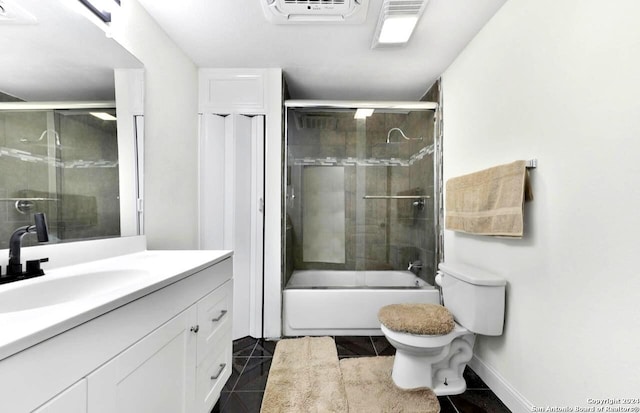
[437,263,506,336]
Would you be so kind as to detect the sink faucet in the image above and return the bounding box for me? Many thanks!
[407,260,423,272]
[5,213,50,278]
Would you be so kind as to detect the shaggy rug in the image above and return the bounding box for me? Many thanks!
[340,356,440,413]
[260,336,349,412]
[260,337,440,413]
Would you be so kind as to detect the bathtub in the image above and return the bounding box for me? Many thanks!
[283,270,440,336]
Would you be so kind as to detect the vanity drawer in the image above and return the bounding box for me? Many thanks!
[196,329,232,413]
[196,279,233,364]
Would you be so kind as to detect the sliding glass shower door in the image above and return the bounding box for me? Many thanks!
[284,103,440,288]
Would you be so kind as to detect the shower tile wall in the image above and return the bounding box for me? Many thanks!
[286,109,437,284]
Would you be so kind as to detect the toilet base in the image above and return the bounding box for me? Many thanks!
[390,334,476,396]
[431,375,467,396]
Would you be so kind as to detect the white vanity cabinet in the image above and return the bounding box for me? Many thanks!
[32,380,87,413]
[87,280,233,413]
[87,307,197,413]
[0,252,233,413]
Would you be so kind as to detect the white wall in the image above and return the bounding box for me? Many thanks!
[111,0,199,249]
[442,0,640,409]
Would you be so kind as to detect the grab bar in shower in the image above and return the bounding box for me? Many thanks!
[363,195,431,199]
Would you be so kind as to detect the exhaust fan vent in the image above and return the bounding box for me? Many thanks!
[284,0,346,4]
[261,0,369,24]
[294,114,338,130]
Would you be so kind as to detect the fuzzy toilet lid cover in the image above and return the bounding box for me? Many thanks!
[378,303,455,335]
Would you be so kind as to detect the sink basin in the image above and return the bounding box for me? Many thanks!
[0,269,152,313]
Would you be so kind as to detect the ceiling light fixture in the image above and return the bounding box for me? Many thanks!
[77,0,120,23]
[371,0,429,48]
[354,108,374,119]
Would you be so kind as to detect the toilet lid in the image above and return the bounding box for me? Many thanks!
[378,303,455,335]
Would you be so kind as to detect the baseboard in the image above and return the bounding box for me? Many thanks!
[468,355,534,413]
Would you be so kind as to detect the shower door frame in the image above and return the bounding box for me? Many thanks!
[283,99,442,285]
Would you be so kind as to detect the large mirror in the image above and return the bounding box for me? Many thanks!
[0,0,143,250]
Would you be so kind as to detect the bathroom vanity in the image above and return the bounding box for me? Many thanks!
[0,245,233,413]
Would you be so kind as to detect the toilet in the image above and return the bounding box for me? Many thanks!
[379,262,506,395]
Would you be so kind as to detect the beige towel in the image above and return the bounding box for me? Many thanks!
[445,160,533,237]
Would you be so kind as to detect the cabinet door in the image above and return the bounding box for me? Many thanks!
[87,307,197,413]
[32,379,87,413]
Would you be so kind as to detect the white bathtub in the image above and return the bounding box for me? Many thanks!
[283,270,440,336]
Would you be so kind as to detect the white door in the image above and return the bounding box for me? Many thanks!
[199,114,265,339]
[87,307,198,413]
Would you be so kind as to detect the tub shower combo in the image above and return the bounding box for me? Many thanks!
[283,100,442,336]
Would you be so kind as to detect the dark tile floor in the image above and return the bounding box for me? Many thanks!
[213,336,512,413]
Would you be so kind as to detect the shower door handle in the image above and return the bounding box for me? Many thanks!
[259,197,264,213]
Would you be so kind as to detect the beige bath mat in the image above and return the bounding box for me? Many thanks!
[261,337,440,413]
[340,356,440,413]
[260,336,349,412]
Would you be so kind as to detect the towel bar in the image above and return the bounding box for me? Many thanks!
[363,195,431,199]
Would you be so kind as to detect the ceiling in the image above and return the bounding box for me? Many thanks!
[0,0,506,102]
[136,0,507,101]
[0,0,141,101]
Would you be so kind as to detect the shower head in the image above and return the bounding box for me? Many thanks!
[386,127,423,144]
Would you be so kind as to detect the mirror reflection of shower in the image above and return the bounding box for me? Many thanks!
[20,129,61,147]
[0,102,121,249]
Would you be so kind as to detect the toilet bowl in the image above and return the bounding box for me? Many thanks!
[381,321,475,394]
[379,262,506,395]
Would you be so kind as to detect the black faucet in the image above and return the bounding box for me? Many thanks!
[3,213,50,281]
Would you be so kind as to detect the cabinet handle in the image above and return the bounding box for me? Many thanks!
[211,310,228,322]
[210,363,226,380]
[190,325,200,333]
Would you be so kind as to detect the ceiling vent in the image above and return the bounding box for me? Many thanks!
[261,0,369,24]
[294,114,338,130]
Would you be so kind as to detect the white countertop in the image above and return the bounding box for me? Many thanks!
[0,249,232,361]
